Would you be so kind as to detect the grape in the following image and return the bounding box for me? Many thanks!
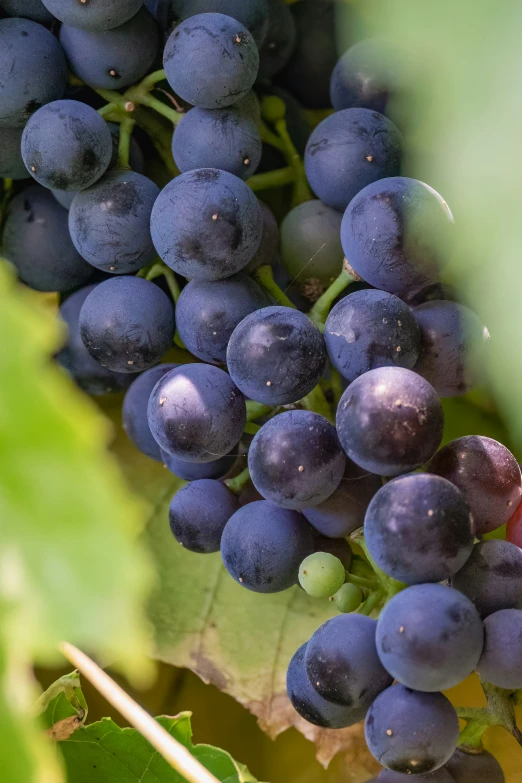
[122,365,178,461]
[56,285,134,396]
[341,177,454,299]
[336,367,444,476]
[364,474,474,584]
[226,306,326,405]
[0,0,55,23]
[258,0,296,79]
[2,186,92,293]
[40,0,143,30]
[280,200,343,298]
[376,583,483,692]
[172,105,262,180]
[0,127,29,180]
[169,479,239,553]
[151,168,263,281]
[243,201,280,273]
[286,643,368,729]
[220,500,314,592]
[451,540,522,618]
[298,552,346,598]
[427,436,522,534]
[330,39,402,115]
[169,0,269,46]
[305,614,393,706]
[148,364,246,462]
[163,13,259,109]
[68,171,160,275]
[162,449,237,481]
[304,109,403,212]
[59,9,160,91]
[313,535,352,570]
[303,459,381,538]
[79,276,175,373]
[413,301,486,397]
[0,18,67,128]
[476,608,522,688]
[325,290,421,383]
[21,100,113,191]
[364,684,459,774]
[446,748,505,783]
[249,410,346,508]
[276,0,337,109]
[52,190,76,210]
[175,274,268,365]
[507,500,522,547]
[376,770,455,783]
[333,583,363,613]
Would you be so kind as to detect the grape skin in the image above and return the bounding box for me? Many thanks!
[364,474,474,585]
[0,127,29,180]
[221,500,314,592]
[69,171,160,275]
[313,535,353,570]
[148,364,246,463]
[325,289,421,383]
[172,105,262,180]
[122,365,178,461]
[452,540,522,618]
[376,583,484,692]
[298,552,345,598]
[1,0,55,23]
[59,8,160,91]
[175,274,268,365]
[226,306,327,405]
[2,186,92,293]
[79,276,175,373]
[341,177,454,299]
[305,108,402,212]
[333,583,363,613]
[376,769,454,783]
[364,684,459,774]
[21,100,113,192]
[476,608,522,688]
[161,449,237,481]
[330,39,401,115]
[280,200,343,295]
[163,13,259,109]
[427,436,522,534]
[248,410,346,509]
[304,614,393,707]
[0,18,67,128]
[40,0,143,30]
[56,285,134,396]
[151,168,263,281]
[507,500,522,547]
[336,366,444,476]
[242,201,280,273]
[446,748,505,783]
[169,0,269,46]
[413,300,486,397]
[303,459,381,538]
[169,479,239,554]
[287,643,368,729]
[258,0,296,79]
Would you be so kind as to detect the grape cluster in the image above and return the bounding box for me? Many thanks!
[0,1,516,779]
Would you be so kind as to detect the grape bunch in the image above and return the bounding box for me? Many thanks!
[0,0,517,780]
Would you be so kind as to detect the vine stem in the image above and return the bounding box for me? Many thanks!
[253,265,296,308]
[117,117,135,168]
[309,264,356,330]
[358,589,385,616]
[247,167,296,192]
[345,572,379,590]
[59,642,221,783]
[145,262,181,303]
[458,719,489,749]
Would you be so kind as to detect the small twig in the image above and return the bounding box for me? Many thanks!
[59,642,221,783]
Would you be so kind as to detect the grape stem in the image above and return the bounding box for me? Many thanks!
[247,167,296,192]
[117,117,135,169]
[308,263,357,330]
[456,680,522,750]
[225,467,251,495]
[253,265,296,308]
[274,117,312,207]
[345,572,379,590]
[145,262,181,303]
[351,535,406,604]
[358,589,385,616]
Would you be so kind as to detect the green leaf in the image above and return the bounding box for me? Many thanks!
[59,712,258,783]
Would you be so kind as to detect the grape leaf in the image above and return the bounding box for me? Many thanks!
[0,263,153,782]
[58,711,258,783]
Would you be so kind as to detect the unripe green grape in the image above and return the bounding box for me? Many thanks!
[298,552,346,598]
[333,582,363,613]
